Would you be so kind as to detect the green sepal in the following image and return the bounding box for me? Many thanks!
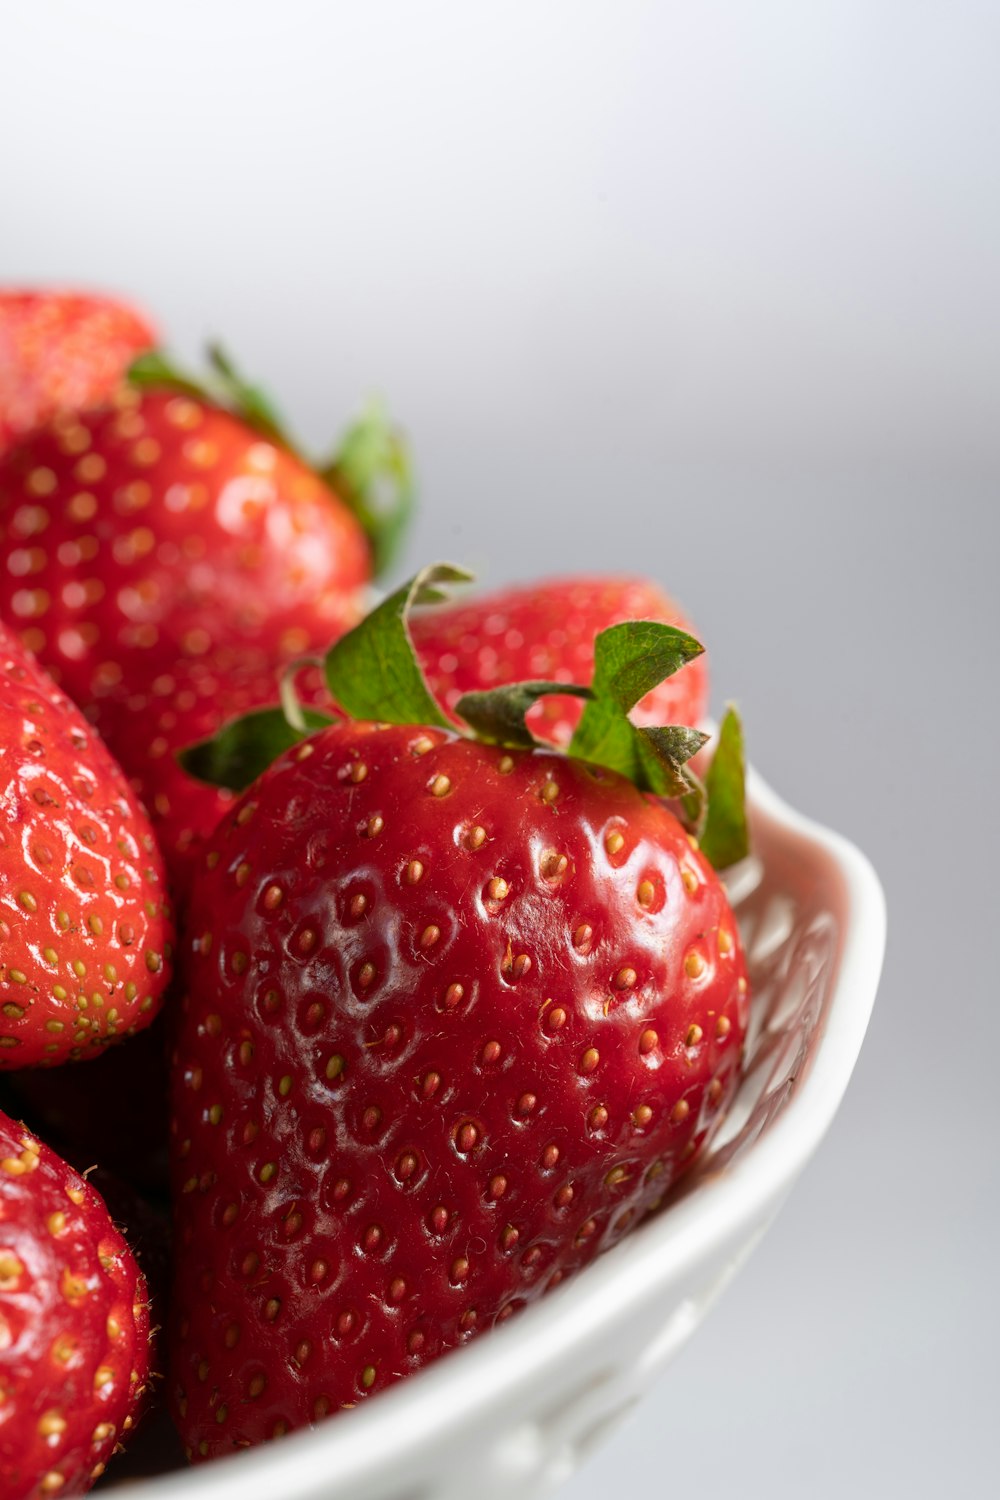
[179,705,337,792]
[323,402,416,578]
[637,726,710,800]
[590,620,704,713]
[456,681,593,749]
[205,343,290,448]
[699,705,749,869]
[128,350,213,404]
[323,563,472,728]
[568,621,705,794]
[128,345,293,450]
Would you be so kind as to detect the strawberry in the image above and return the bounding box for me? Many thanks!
[412,574,709,745]
[0,346,414,715]
[167,565,749,1458]
[0,619,173,1068]
[0,290,155,458]
[0,1110,153,1497]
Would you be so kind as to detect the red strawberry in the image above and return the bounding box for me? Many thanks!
[0,619,173,1068]
[0,387,371,710]
[412,575,709,745]
[0,291,155,458]
[167,567,749,1457]
[0,1110,153,1497]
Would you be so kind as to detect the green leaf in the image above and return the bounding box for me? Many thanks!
[128,350,214,403]
[637,725,710,798]
[179,705,336,792]
[456,681,593,749]
[699,705,749,869]
[324,563,472,727]
[129,346,294,449]
[590,620,704,713]
[567,621,706,793]
[206,343,290,448]
[323,402,416,578]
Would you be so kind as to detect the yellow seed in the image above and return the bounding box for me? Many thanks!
[605,830,625,856]
[487,877,509,902]
[429,774,451,798]
[38,1411,67,1438]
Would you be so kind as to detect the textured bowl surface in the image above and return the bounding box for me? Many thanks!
[107,768,885,1499]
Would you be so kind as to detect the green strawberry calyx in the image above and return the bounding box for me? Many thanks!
[180,562,750,868]
[127,347,414,577]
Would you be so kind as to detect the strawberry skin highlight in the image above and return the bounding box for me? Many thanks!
[169,721,748,1457]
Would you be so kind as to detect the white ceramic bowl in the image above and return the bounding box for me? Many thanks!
[111,767,885,1500]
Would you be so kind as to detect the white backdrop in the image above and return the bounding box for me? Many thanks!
[2,4,998,1497]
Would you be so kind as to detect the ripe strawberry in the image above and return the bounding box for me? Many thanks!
[167,566,749,1457]
[0,1110,153,1498]
[411,574,709,745]
[0,290,155,458]
[0,385,371,710]
[0,619,173,1068]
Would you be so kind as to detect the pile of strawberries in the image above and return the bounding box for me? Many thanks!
[0,290,749,1494]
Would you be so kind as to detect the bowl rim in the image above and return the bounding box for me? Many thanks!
[122,767,886,1498]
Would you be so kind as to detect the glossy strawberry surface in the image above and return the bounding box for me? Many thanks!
[0,291,155,459]
[0,620,173,1067]
[0,388,370,709]
[0,1110,152,1498]
[411,575,709,745]
[169,721,748,1458]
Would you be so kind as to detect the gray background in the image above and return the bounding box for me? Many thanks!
[2,3,998,1495]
